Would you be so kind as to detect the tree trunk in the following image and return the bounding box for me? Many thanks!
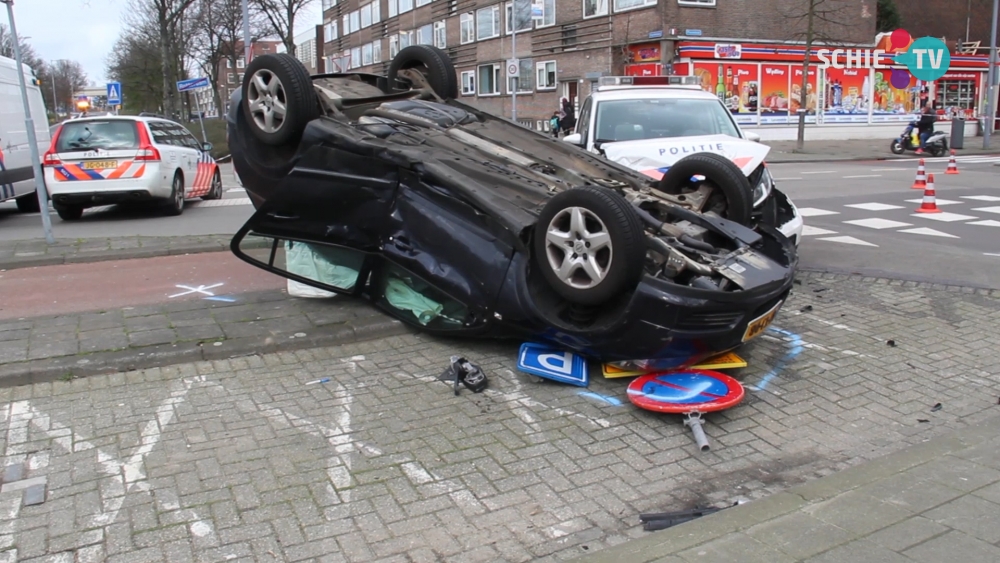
[159,12,175,118]
[796,0,816,151]
[286,4,296,57]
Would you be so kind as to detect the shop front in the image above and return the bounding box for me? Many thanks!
[624,42,663,78]
[671,39,992,128]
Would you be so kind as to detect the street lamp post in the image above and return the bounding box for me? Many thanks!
[2,0,54,244]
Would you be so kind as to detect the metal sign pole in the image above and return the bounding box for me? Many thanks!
[985,0,998,148]
[195,90,208,143]
[511,28,517,123]
[4,0,54,244]
[242,0,251,63]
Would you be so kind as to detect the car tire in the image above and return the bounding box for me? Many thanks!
[533,186,646,306]
[655,153,753,226]
[15,192,40,213]
[890,140,905,154]
[164,173,185,216]
[387,45,459,100]
[203,169,223,200]
[54,204,83,221]
[241,53,320,146]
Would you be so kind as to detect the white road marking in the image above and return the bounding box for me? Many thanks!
[168,283,223,298]
[842,174,882,179]
[817,236,878,247]
[843,218,912,230]
[903,198,962,205]
[194,197,252,207]
[910,211,979,222]
[773,177,803,181]
[968,219,1000,227]
[801,225,837,236]
[897,227,958,238]
[873,167,908,171]
[985,253,1000,257]
[845,202,904,211]
[797,207,840,217]
[802,170,835,174]
[971,206,1000,214]
[962,195,1000,201]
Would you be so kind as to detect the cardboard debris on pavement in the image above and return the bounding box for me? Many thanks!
[601,352,747,378]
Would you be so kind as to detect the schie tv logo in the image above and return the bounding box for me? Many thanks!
[816,29,951,89]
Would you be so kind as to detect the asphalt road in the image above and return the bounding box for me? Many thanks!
[0,162,253,240]
[772,155,1000,289]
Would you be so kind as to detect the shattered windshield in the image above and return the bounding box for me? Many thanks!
[55,121,139,152]
[594,98,741,143]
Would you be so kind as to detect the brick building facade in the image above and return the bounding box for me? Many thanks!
[320,0,875,128]
[211,40,284,116]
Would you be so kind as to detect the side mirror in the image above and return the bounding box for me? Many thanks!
[562,133,583,146]
[744,131,761,143]
[202,142,213,152]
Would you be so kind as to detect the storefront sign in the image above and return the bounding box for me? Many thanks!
[714,43,742,59]
[629,43,661,63]
[823,67,871,123]
[941,72,977,80]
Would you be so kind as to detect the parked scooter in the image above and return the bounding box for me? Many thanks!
[891,121,948,156]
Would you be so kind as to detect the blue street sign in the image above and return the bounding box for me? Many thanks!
[649,30,664,39]
[106,82,121,105]
[627,370,744,414]
[176,77,210,93]
[517,343,588,387]
[685,29,703,36]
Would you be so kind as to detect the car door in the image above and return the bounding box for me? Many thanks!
[176,127,206,195]
[146,121,183,181]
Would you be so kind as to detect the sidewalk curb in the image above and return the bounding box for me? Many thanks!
[567,414,1000,563]
[0,316,411,388]
[0,242,229,271]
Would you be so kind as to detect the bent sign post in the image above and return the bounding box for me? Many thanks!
[177,77,211,144]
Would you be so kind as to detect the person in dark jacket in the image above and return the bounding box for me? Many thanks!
[915,105,936,155]
[560,98,576,134]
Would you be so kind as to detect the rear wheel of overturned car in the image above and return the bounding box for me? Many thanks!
[387,45,459,100]
[655,153,753,226]
[533,186,646,306]
[241,53,320,146]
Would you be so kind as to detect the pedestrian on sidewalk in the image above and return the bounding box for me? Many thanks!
[549,112,561,138]
[560,98,576,135]
[915,105,936,155]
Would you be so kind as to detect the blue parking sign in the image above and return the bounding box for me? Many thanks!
[517,343,589,387]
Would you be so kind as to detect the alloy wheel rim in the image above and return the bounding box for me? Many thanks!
[544,206,613,289]
[247,69,287,134]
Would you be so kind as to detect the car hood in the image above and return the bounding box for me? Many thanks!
[600,134,771,181]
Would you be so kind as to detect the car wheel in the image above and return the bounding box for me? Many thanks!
[164,173,185,216]
[15,192,40,213]
[54,204,83,221]
[655,153,753,226]
[387,45,459,100]
[241,53,319,146]
[533,186,646,306]
[203,170,223,200]
[890,140,905,154]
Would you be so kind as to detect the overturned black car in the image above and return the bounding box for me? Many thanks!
[226,47,798,370]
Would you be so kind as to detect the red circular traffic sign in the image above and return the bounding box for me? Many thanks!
[626,370,745,414]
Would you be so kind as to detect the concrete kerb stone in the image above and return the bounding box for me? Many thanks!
[568,415,1000,563]
[0,236,230,271]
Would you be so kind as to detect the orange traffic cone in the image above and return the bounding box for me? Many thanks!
[912,159,927,189]
[915,174,942,213]
[946,150,960,174]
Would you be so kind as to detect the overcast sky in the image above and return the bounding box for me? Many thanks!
[11,0,320,85]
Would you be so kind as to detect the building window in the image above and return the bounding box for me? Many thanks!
[536,60,556,89]
[342,14,349,33]
[237,57,245,68]
[477,5,500,40]
[350,10,360,32]
[351,47,362,68]
[227,73,234,84]
[504,1,531,34]
[539,0,555,27]
[399,0,413,13]
[417,0,432,6]
[325,21,338,41]
[583,0,608,17]
[461,70,476,95]
[418,24,433,45]
[361,3,372,27]
[390,35,399,57]
[460,13,475,44]
[373,40,382,63]
[399,29,415,48]
[372,1,381,23]
[362,43,373,66]
[237,73,244,83]
[322,0,336,9]
[677,0,715,5]
[614,0,654,11]
[507,58,533,93]
[226,60,232,68]
[478,63,500,95]
[389,0,397,17]
[434,20,447,48]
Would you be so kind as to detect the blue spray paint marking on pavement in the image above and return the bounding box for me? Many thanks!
[577,391,624,406]
[749,326,803,392]
[204,296,237,303]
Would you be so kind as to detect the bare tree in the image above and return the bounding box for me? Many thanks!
[0,23,40,68]
[253,0,314,57]
[191,0,268,115]
[44,60,89,113]
[126,0,198,118]
[783,0,854,150]
[107,8,166,113]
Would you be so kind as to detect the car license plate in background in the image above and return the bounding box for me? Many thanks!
[82,160,117,170]
[742,300,783,342]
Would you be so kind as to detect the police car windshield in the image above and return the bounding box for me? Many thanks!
[594,98,741,143]
[55,121,139,152]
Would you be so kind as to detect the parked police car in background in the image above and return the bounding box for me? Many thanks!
[563,75,803,246]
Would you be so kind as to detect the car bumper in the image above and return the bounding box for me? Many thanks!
[44,164,170,203]
[774,190,803,246]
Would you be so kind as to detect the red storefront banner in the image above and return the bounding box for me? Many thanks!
[625,63,660,76]
[760,64,790,124]
[823,67,870,123]
[790,65,818,122]
[691,62,760,124]
[871,69,919,122]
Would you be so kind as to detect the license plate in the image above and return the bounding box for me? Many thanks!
[82,160,117,170]
[742,300,783,342]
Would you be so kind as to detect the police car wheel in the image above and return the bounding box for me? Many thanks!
[15,193,40,213]
[241,54,319,146]
[203,170,223,200]
[54,204,83,221]
[163,173,185,216]
[655,153,753,226]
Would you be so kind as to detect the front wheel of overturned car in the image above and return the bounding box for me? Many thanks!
[655,152,753,226]
[241,53,320,146]
[533,186,646,307]
[387,45,459,100]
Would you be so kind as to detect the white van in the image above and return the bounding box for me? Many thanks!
[0,55,51,212]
